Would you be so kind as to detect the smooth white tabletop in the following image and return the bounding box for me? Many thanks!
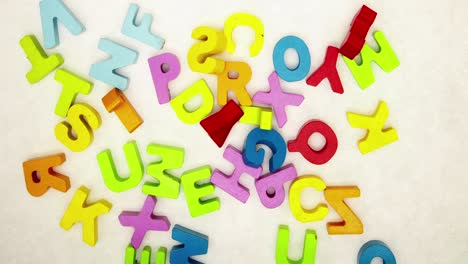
[1,0,467,263]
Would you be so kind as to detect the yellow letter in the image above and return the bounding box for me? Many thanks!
[170,79,214,124]
[224,13,264,57]
[60,186,112,246]
[347,101,398,154]
[187,26,226,74]
[54,103,101,152]
[288,176,328,222]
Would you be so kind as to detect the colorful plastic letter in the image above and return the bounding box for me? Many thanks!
[288,120,338,165]
[54,103,102,152]
[171,79,214,124]
[148,53,181,104]
[273,36,311,82]
[19,35,64,84]
[40,0,85,49]
[54,69,93,117]
[60,186,112,246]
[239,106,273,130]
[170,225,208,264]
[224,13,264,57]
[181,166,220,217]
[97,141,144,193]
[139,247,153,264]
[340,5,377,60]
[155,248,167,264]
[102,88,143,133]
[125,244,137,264]
[121,3,165,50]
[200,100,244,147]
[253,72,304,128]
[211,145,262,203]
[343,31,400,89]
[347,101,398,154]
[143,144,184,199]
[288,176,328,222]
[89,38,138,90]
[243,128,286,173]
[306,46,344,94]
[276,225,317,264]
[325,186,363,235]
[119,196,170,249]
[217,61,253,106]
[255,165,297,209]
[358,240,396,264]
[125,244,167,264]
[188,26,226,74]
[22,153,70,197]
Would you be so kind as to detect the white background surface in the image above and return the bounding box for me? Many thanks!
[1,0,467,263]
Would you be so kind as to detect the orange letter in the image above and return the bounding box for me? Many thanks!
[102,88,143,133]
[217,61,253,106]
[325,186,363,235]
[22,153,70,197]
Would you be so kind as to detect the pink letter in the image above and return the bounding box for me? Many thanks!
[148,53,180,104]
[255,165,297,208]
[211,145,262,203]
[118,196,170,248]
[253,72,304,128]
